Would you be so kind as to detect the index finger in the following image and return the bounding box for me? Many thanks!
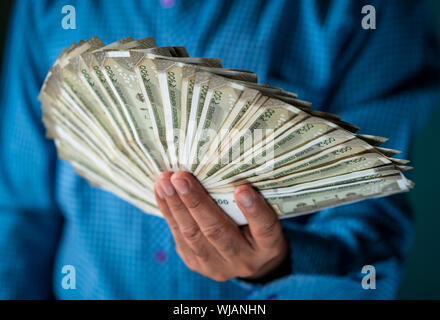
[170,171,249,258]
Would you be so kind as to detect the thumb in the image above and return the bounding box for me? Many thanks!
[234,185,284,250]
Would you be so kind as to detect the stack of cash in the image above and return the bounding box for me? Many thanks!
[38,36,413,225]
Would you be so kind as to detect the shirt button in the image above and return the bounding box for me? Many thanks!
[160,0,176,9]
[154,249,168,264]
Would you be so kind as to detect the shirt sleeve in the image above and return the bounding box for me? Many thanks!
[233,0,440,299]
[0,1,63,299]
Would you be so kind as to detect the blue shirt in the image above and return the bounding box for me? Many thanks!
[0,0,439,299]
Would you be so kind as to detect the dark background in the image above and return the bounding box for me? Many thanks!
[0,1,439,299]
[0,1,12,75]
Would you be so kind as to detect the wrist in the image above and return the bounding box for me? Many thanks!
[239,241,290,284]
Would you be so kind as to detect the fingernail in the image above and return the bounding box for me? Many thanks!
[155,184,164,200]
[172,178,190,195]
[160,178,175,196]
[236,190,254,208]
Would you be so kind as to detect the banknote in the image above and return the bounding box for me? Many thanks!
[211,173,411,225]
[39,36,413,226]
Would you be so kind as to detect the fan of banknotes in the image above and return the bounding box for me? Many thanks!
[38,36,413,225]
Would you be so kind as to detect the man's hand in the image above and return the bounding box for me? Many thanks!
[154,171,288,282]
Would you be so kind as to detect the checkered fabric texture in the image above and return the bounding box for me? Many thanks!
[0,0,439,299]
